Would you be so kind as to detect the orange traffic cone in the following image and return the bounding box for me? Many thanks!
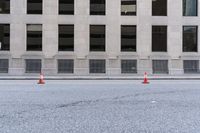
[142,72,149,84]
[38,73,45,84]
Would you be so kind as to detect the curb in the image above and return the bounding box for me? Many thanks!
[0,77,200,80]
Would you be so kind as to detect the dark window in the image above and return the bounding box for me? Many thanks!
[152,26,167,52]
[0,24,10,51]
[121,60,137,73]
[58,59,74,73]
[90,0,105,15]
[25,59,41,73]
[27,0,42,14]
[183,0,197,16]
[27,24,42,51]
[152,60,168,74]
[121,25,136,52]
[89,59,106,73]
[0,59,8,73]
[121,0,136,15]
[0,0,10,14]
[90,25,105,51]
[59,25,74,51]
[152,0,167,16]
[183,26,198,52]
[184,60,199,73]
[59,0,74,15]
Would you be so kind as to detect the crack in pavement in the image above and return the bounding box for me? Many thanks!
[0,90,191,118]
[56,99,101,108]
[112,90,189,100]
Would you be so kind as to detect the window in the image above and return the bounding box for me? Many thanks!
[0,24,10,51]
[27,0,42,14]
[152,60,168,74]
[121,25,136,52]
[0,0,10,14]
[58,59,74,73]
[121,60,137,73]
[184,60,199,73]
[183,26,198,52]
[152,26,167,52]
[183,0,197,16]
[121,0,136,15]
[59,25,74,51]
[0,59,8,73]
[90,0,105,15]
[25,59,41,73]
[59,0,74,15]
[152,0,167,16]
[27,24,42,51]
[90,25,105,51]
[89,59,106,73]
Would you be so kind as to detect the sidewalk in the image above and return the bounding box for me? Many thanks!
[0,75,200,80]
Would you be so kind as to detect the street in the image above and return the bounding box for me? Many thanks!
[0,80,200,133]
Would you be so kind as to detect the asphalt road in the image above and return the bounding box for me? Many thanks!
[0,80,200,133]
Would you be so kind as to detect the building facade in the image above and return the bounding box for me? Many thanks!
[0,0,199,77]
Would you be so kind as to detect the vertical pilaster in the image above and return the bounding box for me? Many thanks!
[168,0,182,74]
[43,0,58,58]
[74,0,89,75]
[106,0,121,75]
[137,0,152,74]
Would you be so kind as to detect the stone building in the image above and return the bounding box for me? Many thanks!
[0,0,199,77]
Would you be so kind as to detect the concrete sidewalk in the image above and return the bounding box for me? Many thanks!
[0,75,200,80]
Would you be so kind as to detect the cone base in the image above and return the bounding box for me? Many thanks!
[142,82,149,84]
[38,80,45,84]
[38,82,45,84]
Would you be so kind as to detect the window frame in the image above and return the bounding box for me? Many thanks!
[121,0,137,16]
[89,59,106,74]
[59,0,74,15]
[121,60,137,74]
[0,59,9,73]
[0,0,10,14]
[27,0,43,14]
[152,60,169,74]
[58,24,74,51]
[182,26,198,52]
[152,25,168,52]
[90,25,106,52]
[90,0,106,15]
[25,59,42,73]
[0,24,10,51]
[121,25,137,52]
[152,0,167,16]
[26,24,43,51]
[183,60,200,74]
[57,59,74,74]
[183,0,198,16]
